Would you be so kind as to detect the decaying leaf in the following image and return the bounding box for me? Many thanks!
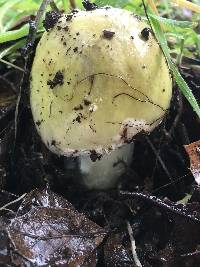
[0,216,10,267]
[104,233,134,267]
[184,140,200,185]
[7,188,106,267]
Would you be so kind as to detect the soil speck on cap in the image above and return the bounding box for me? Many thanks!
[66,27,70,33]
[74,104,83,111]
[66,14,73,22]
[75,115,81,123]
[47,71,64,89]
[36,120,44,127]
[73,47,78,53]
[51,140,56,146]
[43,11,62,32]
[66,47,71,54]
[90,150,102,162]
[103,30,115,39]
[72,10,79,14]
[120,125,129,142]
[82,0,98,11]
[83,99,91,106]
[132,13,141,21]
[141,27,152,41]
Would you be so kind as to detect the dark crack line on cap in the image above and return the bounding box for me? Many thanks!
[68,72,166,112]
[112,92,166,112]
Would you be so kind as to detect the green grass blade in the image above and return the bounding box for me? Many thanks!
[0,24,29,44]
[0,39,26,59]
[62,0,68,11]
[149,13,197,29]
[94,0,130,7]
[0,0,22,32]
[12,1,40,11]
[150,16,200,118]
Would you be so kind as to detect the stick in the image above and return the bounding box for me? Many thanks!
[127,221,142,267]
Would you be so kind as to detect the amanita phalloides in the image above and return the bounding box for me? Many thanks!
[30,6,172,189]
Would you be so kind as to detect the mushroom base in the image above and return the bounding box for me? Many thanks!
[78,143,134,189]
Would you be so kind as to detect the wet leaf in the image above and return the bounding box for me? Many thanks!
[16,187,75,215]
[120,191,200,223]
[184,140,200,185]
[0,217,11,266]
[104,233,134,267]
[7,188,106,267]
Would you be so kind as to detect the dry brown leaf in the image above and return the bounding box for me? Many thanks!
[184,140,200,185]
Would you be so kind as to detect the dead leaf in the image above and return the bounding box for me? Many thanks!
[0,217,11,266]
[7,188,106,267]
[104,233,134,267]
[184,140,200,185]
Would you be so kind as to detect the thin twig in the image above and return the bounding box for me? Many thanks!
[14,0,53,146]
[142,0,154,30]
[0,193,26,212]
[169,91,183,136]
[0,74,17,93]
[181,249,200,258]
[152,172,191,193]
[0,58,24,72]
[145,136,174,184]
[1,208,15,214]
[28,0,53,46]
[127,221,142,267]
[120,191,200,223]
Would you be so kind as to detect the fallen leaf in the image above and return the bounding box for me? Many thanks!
[7,188,106,267]
[120,191,200,223]
[0,217,11,267]
[184,140,200,185]
[104,233,134,267]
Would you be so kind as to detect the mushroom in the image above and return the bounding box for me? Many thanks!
[30,7,172,189]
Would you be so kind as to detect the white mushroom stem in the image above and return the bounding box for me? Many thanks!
[78,143,134,189]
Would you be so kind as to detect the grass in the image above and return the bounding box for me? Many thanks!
[150,14,200,117]
[0,0,200,117]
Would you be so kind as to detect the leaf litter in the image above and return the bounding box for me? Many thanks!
[2,188,106,267]
[185,140,200,185]
[0,1,200,266]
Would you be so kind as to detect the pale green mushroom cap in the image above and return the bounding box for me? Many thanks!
[30,7,172,157]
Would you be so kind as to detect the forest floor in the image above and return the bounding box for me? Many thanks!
[0,1,200,266]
